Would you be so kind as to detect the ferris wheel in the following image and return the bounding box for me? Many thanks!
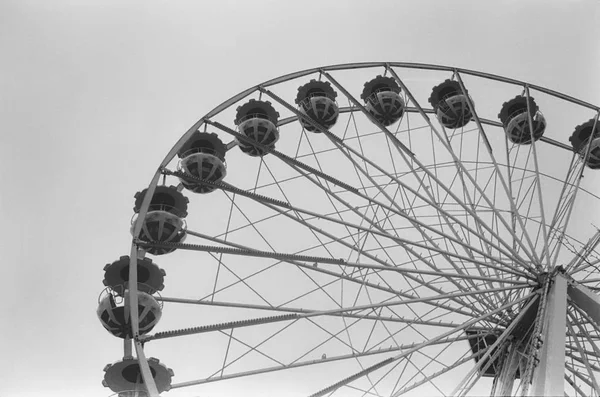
[97,62,600,397]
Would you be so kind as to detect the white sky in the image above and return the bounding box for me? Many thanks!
[2,1,600,396]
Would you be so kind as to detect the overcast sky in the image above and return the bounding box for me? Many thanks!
[2,1,600,396]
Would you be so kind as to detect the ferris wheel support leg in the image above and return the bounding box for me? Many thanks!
[567,282,600,327]
[530,273,568,397]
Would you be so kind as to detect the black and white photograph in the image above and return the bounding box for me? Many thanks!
[2,1,600,396]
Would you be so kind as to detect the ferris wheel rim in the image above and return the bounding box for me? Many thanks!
[120,62,600,397]
[146,61,599,188]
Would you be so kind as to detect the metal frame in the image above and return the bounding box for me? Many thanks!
[117,62,600,396]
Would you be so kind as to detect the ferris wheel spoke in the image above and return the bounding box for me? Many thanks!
[206,320,303,382]
[211,192,296,306]
[546,153,584,262]
[570,332,600,341]
[140,311,300,343]
[210,189,237,301]
[218,328,288,370]
[266,129,399,291]
[333,317,388,396]
[566,351,600,374]
[570,302,600,342]
[323,143,498,314]
[568,308,600,375]
[187,229,431,308]
[291,316,368,364]
[393,347,486,396]
[320,133,530,277]
[577,277,600,291]
[208,119,360,195]
[157,295,490,331]
[191,226,532,289]
[321,80,532,270]
[306,193,529,279]
[260,83,532,280]
[165,266,531,321]
[522,86,552,266]
[385,68,534,300]
[567,229,600,276]
[351,283,465,378]
[236,166,532,310]
[389,66,540,268]
[319,71,414,157]
[263,86,409,241]
[342,385,383,397]
[476,88,554,267]
[454,71,543,265]
[401,354,448,397]
[503,141,540,247]
[565,372,590,397]
[326,134,504,312]
[169,333,478,390]
[387,67,501,263]
[207,251,276,307]
[186,220,497,321]
[307,291,534,397]
[389,352,414,396]
[165,167,293,210]
[142,236,530,321]
[223,313,368,383]
[438,129,511,304]
[355,357,407,397]
[200,125,407,265]
[549,113,600,268]
[566,362,599,395]
[399,335,473,395]
[255,193,505,314]
[251,159,377,309]
[191,170,388,308]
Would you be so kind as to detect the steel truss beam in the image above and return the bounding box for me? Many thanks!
[568,282,600,328]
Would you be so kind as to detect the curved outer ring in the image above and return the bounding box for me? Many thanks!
[127,61,600,396]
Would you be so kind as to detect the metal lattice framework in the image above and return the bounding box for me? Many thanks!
[104,62,600,397]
